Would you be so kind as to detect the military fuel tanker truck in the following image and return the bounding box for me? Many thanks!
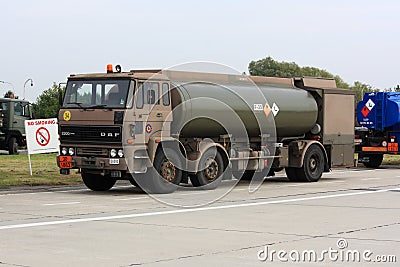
[57,65,355,193]
[356,92,400,168]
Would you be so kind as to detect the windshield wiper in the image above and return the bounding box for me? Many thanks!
[67,102,85,109]
[88,104,108,108]
[86,104,114,110]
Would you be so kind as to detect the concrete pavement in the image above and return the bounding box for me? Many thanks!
[0,167,399,266]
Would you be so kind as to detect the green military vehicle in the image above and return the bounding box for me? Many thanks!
[0,98,34,154]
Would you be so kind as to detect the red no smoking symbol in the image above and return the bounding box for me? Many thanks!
[36,127,50,146]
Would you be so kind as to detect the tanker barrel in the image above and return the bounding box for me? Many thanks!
[357,92,400,130]
[169,77,318,139]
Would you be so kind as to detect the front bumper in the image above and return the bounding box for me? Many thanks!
[57,155,128,171]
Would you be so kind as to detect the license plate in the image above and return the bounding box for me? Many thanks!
[110,158,120,165]
[59,156,72,169]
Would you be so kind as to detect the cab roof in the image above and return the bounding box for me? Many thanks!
[68,69,343,90]
[0,97,30,103]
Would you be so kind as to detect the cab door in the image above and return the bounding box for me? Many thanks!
[11,102,29,136]
[135,81,171,142]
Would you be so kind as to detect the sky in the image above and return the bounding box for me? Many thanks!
[1,0,399,102]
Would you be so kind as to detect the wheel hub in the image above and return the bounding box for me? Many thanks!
[160,161,176,182]
[309,157,317,171]
[204,158,218,181]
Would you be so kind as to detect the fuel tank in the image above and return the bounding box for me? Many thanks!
[171,81,318,139]
[357,92,400,130]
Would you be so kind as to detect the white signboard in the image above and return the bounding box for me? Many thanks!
[24,118,59,176]
[25,118,59,154]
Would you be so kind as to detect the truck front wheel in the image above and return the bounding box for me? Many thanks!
[8,137,18,155]
[363,154,383,168]
[81,172,116,191]
[191,149,224,190]
[133,148,182,194]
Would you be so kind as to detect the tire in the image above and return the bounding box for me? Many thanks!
[190,149,224,190]
[286,144,325,182]
[8,137,18,155]
[285,167,302,182]
[297,144,325,182]
[128,175,139,187]
[363,154,383,168]
[133,148,182,194]
[81,172,116,191]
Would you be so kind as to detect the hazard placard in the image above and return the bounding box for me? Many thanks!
[25,118,59,154]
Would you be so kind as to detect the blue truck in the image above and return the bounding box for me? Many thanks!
[355,92,400,167]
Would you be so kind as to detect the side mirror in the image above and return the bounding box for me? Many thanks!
[58,82,67,108]
[58,90,63,108]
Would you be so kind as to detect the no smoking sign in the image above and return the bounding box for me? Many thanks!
[25,118,59,154]
[36,127,50,146]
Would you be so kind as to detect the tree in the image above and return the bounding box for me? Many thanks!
[248,56,350,88]
[350,81,377,103]
[34,83,65,119]
[247,56,389,104]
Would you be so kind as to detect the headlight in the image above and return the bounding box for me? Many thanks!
[68,148,75,156]
[110,149,117,158]
[118,149,124,158]
[61,147,67,155]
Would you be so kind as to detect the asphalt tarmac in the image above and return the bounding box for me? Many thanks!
[0,167,399,266]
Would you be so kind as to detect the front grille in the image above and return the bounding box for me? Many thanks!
[76,147,109,157]
[60,125,122,143]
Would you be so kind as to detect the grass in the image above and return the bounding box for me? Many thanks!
[0,153,82,188]
[382,154,400,165]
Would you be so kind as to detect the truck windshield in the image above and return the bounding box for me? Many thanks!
[63,79,133,109]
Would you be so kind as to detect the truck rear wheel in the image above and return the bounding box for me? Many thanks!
[81,172,116,191]
[190,149,224,190]
[8,137,18,155]
[363,154,383,168]
[133,148,182,194]
[286,144,325,182]
[285,167,302,182]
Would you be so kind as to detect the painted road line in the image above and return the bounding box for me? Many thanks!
[42,202,81,206]
[1,187,398,230]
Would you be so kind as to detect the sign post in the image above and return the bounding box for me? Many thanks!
[24,118,59,176]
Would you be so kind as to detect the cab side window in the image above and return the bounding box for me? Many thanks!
[144,82,159,105]
[136,83,144,109]
[136,82,160,108]
[23,105,31,118]
[162,83,170,106]
[14,103,23,116]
